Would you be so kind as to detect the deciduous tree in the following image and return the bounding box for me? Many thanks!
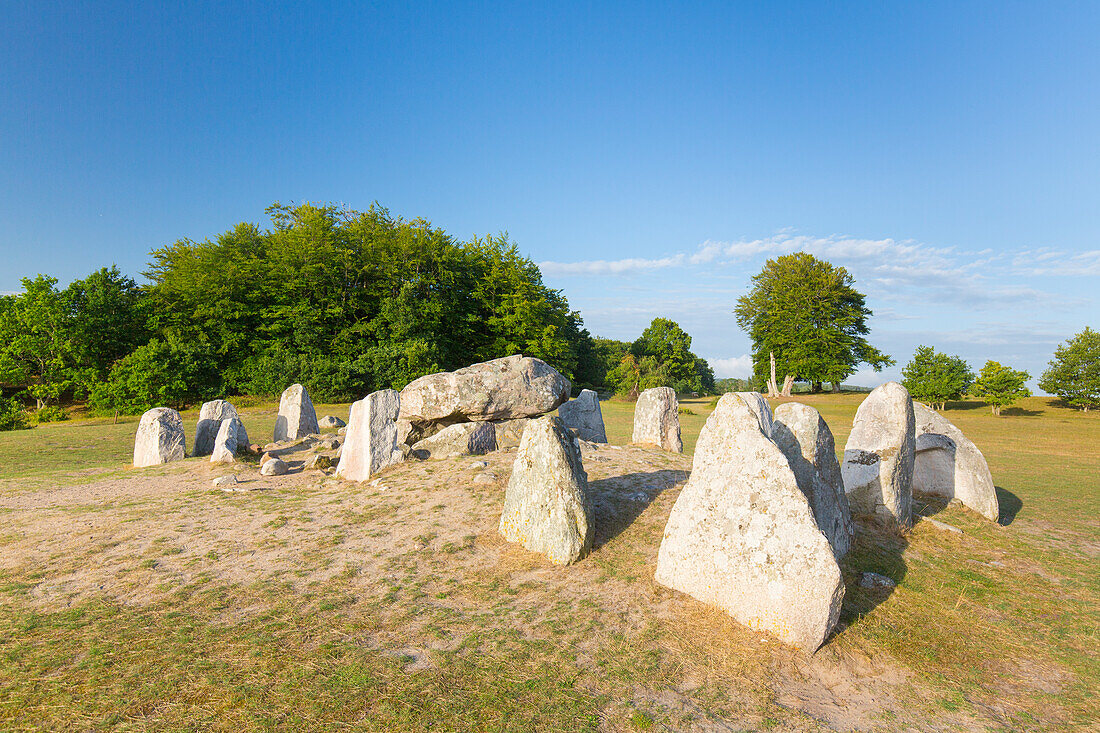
[901,345,973,410]
[972,360,1030,416]
[1039,327,1099,411]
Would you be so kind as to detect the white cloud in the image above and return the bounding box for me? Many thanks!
[538,254,686,276]
[708,355,754,379]
[1011,248,1100,276]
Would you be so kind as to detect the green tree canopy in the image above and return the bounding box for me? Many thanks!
[0,276,73,409]
[972,360,1031,416]
[734,252,893,392]
[601,318,714,396]
[1039,327,1100,411]
[901,345,974,410]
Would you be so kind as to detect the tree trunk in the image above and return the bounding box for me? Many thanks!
[767,352,779,398]
[781,375,794,397]
[831,381,841,393]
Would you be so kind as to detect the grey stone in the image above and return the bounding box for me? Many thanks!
[260,458,289,476]
[194,400,249,456]
[473,472,498,484]
[654,393,844,652]
[842,382,916,528]
[318,415,346,429]
[491,417,535,449]
[498,416,593,566]
[859,572,897,590]
[133,408,186,467]
[212,475,239,487]
[274,384,319,442]
[210,417,242,464]
[773,402,854,559]
[307,453,335,471]
[735,391,774,437]
[926,517,963,534]
[336,389,403,482]
[631,387,683,452]
[912,402,1000,522]
[411,422,497,460]
[557,389,608,443]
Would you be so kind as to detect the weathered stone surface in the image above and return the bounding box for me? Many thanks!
[860,572,896,590]
[735,391,774,437]
[210,417,242,464]
[399,355,571,428]
[655,393,844,652]
[912,402,1000,522]
[411,422,497,460]
[260,458,288,476]
[307,453,335,471]
[842,382,916,528]
[318,415,346,429]
[557,389,608,443]
[632,387,683,452]
[212,475,239,487]
[773,402,854,559]
[194,400,249,456]
[336,390,403,482]
[492,418,535,449]
[395,418,415,447]
[498,416,593,565]
[274,384,319,442]
[133,408,186,467]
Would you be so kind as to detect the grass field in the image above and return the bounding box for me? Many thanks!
[0,394,1096,731]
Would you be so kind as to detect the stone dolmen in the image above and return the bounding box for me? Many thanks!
[336,389,404,482]
[912,402,1000,522]
[842,382,916,528]
[194,399,249,456]
[274,383,319,442]
[558,388,607,443]
[632,386,682,452]
[655,393,844,652]
[133,407,186,467]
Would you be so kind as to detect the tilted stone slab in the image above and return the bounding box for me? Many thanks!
[336,389,403,482]
[210,417,242,464]
[735,391,774,437]
[411,422,497,460]
[912,402,999,522]
[194,399,249,456]
[133,407,186,467]
[631,387,682,452]
[842,382,915,528]
[499,416,593,566]
[773,402,854,559]
[557,389,608,443]
[655,393,844,652]
[274,384,319,442]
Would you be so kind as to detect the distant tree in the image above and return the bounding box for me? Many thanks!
[89,336,220,414]
[63,265,149,385]
[0,276,74,409]
[971,360,1031,416]
[735,252,893,394]
[0,396,29,432]
[1039,327,1100,411]
[631,318,697,387]
[901,345,974,410]
[714,377,753,394]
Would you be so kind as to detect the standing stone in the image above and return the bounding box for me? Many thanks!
[336,390,403,482]
[912,402,1000,522]
[274,384,319,442]
[773,402,854,559]
[410,422,497,460]
[632,387,683,452]
[133,408,187,467]
[655,394,844,652]
[498,416,593,566]
[557,389,608,443]
[194,399,249,456]
[210,417,242,464]
[842,382,916,528]
[735,391,775,437]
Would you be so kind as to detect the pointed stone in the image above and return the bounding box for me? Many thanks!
[210,417,242,464]
[498,416,593,565]
[558,389,608,443]
[912,402,1000,522]
[632,387,682,452]
[735,391,774,436]
[773,402,854,559]
[335,390,404,482]
[842,382,916,528]
[274,384,319,442]
[655,394,844,652]
[194,399,249,456]
[133,408,186,467]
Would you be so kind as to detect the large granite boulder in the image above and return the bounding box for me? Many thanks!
[194,400,249,456]
[842,382,916,528]
[210,417,242,464]
[912,403,1000,522]
[631,387,682,452]
[491,417,535,449]
[655,394,844,652]
[557,389,608,443]
[773,402,854,558]
[336,390,403,482]
[735,391,775,437]
[411,422,497,460]
[498,416,593,565]
[274,384,319,442]
[133,407,187,467]
[399,355,570,429]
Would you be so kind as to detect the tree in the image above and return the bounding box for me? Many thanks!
[0,276,74,409]
[1039,327,1100,411]
[63,265,149,385]
[735,252,893,393]
[89,336,220,414]
[901,345,974,410]
[972,360,1030,415]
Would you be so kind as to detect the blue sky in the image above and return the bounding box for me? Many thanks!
[2,2,1097,387]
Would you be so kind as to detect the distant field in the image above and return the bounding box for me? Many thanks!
[0,394,1096,730]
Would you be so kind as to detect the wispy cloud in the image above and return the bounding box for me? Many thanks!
[708,355,754,379]
[1011,248,1100,276]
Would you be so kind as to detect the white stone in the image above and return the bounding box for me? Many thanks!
[260,458,288,476]
[335,390,403,482]
[557,389,608,443]
[411,422,497,460]
[498,416,593,565]
[213,475,239,487]
[773,402,854,559]
[194,400,249,456]
[210,417,242,464]
[318,415,346,429]
[735,391,774,437]
[842,382,916,528]
[655,393,844,652]
[631,387,682,452]
[133,408,186,467]
[274,384,319,442]
[912,402,1000,522]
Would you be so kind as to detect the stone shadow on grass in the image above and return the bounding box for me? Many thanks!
[834,515,909,639]
[587,469,689,550]
[995,486,1023,525]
